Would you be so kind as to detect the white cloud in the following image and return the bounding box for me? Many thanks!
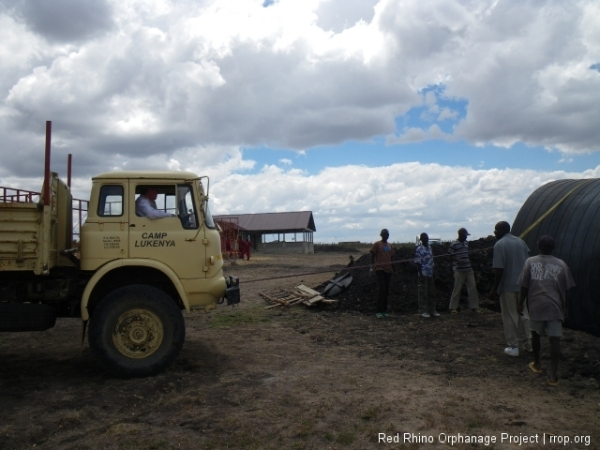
[0,0,599,245]
[387,124,450,144]
[1,0,599,183]
[438,107,458,121]
[315,0,378,33]
[208,161,600,243]
[5,156,590,245]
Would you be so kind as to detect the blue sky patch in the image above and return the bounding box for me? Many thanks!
[395,85,468,135]
[242,140,600,175]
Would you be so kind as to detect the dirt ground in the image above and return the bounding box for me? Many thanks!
[1,251,599,450]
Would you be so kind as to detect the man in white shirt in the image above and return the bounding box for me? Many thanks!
[135,187,174,219]
[489,221,532,357]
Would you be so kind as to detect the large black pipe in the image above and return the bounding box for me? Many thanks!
[512,179,600,336]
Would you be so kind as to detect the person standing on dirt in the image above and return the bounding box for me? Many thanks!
[447,228,481,314]
[414,232,438,318]
[244,239,252,260]
[489,221,532,357]
[518,235,575,387]
[370,229,394,319]
[238,237,246,259]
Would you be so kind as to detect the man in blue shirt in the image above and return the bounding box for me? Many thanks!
[415,232,438,318]
[135,187,175,219]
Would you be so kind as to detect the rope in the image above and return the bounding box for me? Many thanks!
[239,245,493,284]
[518,179,594,240]
[239,178,597,286]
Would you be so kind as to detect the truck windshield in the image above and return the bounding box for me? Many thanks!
[176,184,198,229]
[198,180,216,229]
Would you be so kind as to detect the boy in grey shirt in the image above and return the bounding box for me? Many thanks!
[518,235,575,386]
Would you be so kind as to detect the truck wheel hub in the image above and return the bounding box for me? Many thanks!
[113,309,164,359]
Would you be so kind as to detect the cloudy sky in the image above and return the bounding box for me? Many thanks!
[1,0,599,243]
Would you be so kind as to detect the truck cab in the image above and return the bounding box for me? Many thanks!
[80,171,230,317]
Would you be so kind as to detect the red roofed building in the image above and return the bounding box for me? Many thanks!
[214,211,316,254]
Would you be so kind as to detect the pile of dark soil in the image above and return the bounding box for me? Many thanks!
[321,237,497,314]
[314,244,360,253]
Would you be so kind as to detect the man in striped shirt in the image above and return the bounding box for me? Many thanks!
[447,228,481,314]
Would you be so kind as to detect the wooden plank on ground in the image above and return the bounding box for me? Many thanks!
[304,295,324,305]
[296,284,321,296]
[259,292,290,305]
[262,285,332,308]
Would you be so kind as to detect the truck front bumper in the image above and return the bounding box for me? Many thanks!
[225,276,240,306]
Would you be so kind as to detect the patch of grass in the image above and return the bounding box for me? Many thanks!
[421,412,436,428]
[361,406,380,421]
[201,431,263,450]
[466,420,482,429]
[57,409,83,427]
[207,306,270,328]
[231,432,262,449]
[120,439,172,450]
[336,431,356,445]
[148,439,169,450]
[354,419,381,436]
[486,355,499,365]
[296,419,315,437]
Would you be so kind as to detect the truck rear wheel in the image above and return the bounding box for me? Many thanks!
[88,285,185,378]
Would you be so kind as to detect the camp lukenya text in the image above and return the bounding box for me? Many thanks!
[134,232,175,248]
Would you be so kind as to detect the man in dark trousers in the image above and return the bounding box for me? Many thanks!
[415,232,438,318]
[518,235,575,386]
[489,221,532,357]
[238,237,248,260]
[244,239,252,260]
[370,229,394,319]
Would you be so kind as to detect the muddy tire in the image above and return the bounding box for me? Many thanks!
[88,285,185,378]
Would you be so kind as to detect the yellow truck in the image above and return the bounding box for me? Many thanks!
[0,165,240,378]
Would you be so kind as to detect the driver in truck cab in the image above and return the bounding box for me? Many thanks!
[135,186,175,219]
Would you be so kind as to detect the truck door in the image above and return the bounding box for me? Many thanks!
[80,183,129,270]
[128,182,205,279]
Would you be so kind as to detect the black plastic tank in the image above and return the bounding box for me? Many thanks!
[511,178,600,336]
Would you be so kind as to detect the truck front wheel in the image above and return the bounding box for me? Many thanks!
[88,285,185,378]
